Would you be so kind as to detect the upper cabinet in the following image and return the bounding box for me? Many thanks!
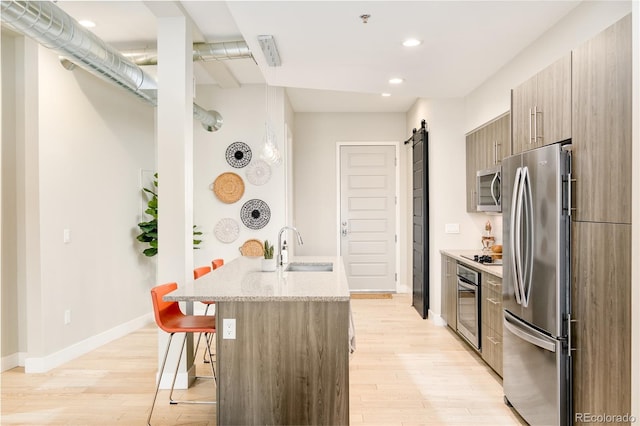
[511,54,571,154]
[465,112,510,213]
[571,14,631,224]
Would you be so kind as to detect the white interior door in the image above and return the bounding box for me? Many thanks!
[339,145,396,292]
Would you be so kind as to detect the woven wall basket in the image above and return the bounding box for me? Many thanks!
[239,239,264,257]
[212,172,244,204]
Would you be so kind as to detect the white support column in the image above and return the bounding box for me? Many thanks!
[156,14,194,389]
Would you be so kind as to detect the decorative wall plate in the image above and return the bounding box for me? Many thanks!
[245,159,271,186]
[240,199,271,230]
[213,218,240,243]
[239,238,264,257]
[225,141,252,168]
[212,172,244,204]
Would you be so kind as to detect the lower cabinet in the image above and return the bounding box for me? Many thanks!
[572,221,631,421]
[441,255,457,330]
[481,272,503,377]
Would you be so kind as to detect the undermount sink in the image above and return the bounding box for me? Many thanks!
[285,262,333,272]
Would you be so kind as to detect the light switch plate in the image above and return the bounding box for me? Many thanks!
[445,223,460,234]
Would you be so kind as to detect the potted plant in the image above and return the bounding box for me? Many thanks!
[261,240,276,271]
[136,173,203,256]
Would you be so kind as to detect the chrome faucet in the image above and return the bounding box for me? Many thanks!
[277,226,303,265]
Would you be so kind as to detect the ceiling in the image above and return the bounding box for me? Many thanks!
[54,1,582,113]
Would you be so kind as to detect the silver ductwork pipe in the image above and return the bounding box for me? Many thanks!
[1,0,222,132]
[127,41,253,66]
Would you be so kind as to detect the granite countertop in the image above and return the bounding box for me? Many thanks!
[440,249,503,278]
[164,255,351,302]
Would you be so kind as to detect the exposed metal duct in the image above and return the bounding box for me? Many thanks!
[0,0,223,132]
[125,41,254,66]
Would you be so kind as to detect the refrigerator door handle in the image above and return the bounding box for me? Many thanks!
[515,167,527,304]
[510,167,523,305]
[504,311,556,353]
[521,166,534,307]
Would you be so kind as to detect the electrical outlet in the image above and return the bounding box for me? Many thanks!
[223,318,236,340]
[64,309,71,325]
[63,229,71,243]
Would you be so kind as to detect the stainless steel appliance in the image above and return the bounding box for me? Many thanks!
[456,263,481,350]
[476,165,501,212]
[502,143,572,425]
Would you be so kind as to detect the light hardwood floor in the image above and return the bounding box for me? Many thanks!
[1,294,525,425]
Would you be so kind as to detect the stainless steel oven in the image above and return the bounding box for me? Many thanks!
[456,263,481,350]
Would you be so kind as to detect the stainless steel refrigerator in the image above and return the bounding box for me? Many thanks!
[502,142,572,426]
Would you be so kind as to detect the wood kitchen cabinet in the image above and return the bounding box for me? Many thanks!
[572,222,631,423]
[571,14,631,224]
[465,131,478,212]
[440,255,457,330]
[511,54,571,154]
[481,272,502,377]
[465,112,510,213]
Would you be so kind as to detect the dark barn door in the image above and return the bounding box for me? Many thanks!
[409,121,429,318]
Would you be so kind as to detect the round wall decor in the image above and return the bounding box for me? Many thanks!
[240,199,271,230]
[239,238,264,257]
[225,141,252,168]
[245,159,272,186]
[212,172,244,204]
[213,218,240,243]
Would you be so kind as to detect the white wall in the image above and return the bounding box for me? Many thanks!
[2,36,156,372]
[1,32,19,364]
[193,84,286,266]
[293,112,407,287]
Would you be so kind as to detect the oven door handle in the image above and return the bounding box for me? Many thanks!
[457,279,478,291]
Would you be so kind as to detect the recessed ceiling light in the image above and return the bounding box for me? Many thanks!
[381,93,391,97]
[402,38,422,47]
[389,78,404,85]
[78,19,96,28]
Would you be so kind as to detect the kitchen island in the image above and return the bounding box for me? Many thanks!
[165,255,351,425]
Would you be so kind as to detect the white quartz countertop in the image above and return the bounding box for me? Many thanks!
[440,249,503,278]
[164,256,351,302]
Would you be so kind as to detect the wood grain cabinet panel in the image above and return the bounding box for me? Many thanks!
[441,255,458,330]
[216,300,349,425]
[481,272,503,377]
[465,133,478,212]
[571,14,631,224]
[572,222,631,423]
[465,112,510,213]
[511,54,571,154]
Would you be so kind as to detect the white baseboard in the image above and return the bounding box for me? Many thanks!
[24,312,154,373]
[428,309,447,327]
[1,352,25,373]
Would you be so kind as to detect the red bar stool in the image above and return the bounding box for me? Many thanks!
[193,265,211,279]
[194,260,223,362]
[147,282,216,426]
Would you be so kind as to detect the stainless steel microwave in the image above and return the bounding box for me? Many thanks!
[476,165,501,212]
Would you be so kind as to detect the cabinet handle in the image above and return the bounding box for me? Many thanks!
[534,106,542,142]
[487,336,501,345]
[568,313,577,357]
[487,279,500,288]
[487,298,500,305]
[529,108,533,144]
